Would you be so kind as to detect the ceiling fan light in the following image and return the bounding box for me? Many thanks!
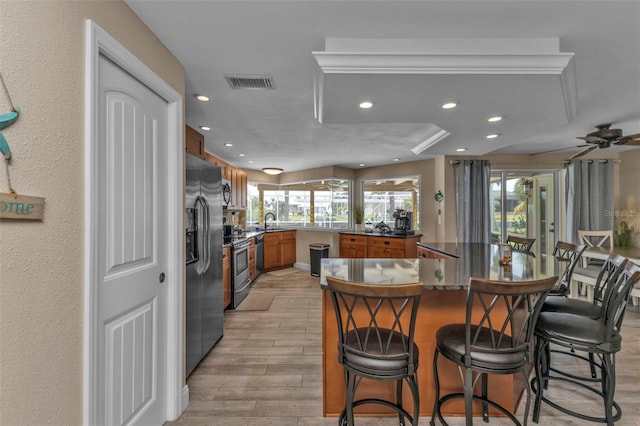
[262,167,283,175]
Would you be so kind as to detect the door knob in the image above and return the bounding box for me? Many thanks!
[159,272,166,283]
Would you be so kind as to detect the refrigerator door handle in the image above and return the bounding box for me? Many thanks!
[201,197,212,273]
[195,195,206,274]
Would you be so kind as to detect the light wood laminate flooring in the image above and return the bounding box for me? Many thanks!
[166,268,640,426]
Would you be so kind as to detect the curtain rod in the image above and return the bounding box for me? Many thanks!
[564,159,621,164]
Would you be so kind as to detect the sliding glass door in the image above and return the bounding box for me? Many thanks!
[491,171,559,276]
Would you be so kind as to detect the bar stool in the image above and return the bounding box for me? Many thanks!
[547,241,586,297]
[540,253,627,379]
[532,261,640,425]
[506,235,536,252]
[326,276,423,426]
[430,275,557,426]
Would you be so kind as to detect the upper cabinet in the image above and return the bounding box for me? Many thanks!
[202,147,247,210]
[185,125,205,159]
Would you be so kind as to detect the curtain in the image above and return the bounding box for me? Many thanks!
[565,159,614,243]
[454,160,491,243]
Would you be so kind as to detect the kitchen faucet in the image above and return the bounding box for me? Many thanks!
[264,212,276,231]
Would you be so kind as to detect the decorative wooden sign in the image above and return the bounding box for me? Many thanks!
[0,192,45,220]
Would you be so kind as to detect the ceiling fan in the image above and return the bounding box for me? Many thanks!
[535,123,640,159]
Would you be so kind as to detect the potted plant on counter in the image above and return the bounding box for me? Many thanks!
[353,204,364,232]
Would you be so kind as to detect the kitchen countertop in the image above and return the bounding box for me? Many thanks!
[223,228,294,247]
[320,243,543,290]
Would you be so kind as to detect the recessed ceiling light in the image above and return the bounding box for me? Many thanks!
[248,160,254,163]
[359,163,365,167]
[359,101,374,109]
[441,102,458,110]
[238,153,245,157]
[199,126,211,131]
[195,95,210,102]
[393,158,400,162]
[456,148,467,152]
[485,133,500,139]
[224,143,233,147]
[487,115,503,122]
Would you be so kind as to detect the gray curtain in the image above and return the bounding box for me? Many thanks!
[565,159,614,243]
[454,160,491,243]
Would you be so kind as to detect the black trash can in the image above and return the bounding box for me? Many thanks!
[309,243,330,277]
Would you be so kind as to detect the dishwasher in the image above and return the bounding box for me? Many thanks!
[255,234,264,278]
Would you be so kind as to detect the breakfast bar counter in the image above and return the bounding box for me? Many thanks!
[320,243,546,418]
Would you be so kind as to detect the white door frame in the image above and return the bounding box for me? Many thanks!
[84,20,185,424]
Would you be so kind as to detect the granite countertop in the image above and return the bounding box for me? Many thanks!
[320,243,543,290]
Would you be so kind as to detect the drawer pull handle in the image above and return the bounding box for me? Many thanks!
[384,241,390,245]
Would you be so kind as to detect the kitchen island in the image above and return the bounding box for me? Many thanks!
[320,243,547,418]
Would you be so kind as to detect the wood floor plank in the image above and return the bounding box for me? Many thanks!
[168,268,640,426]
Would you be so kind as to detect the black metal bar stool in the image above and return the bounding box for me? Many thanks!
[430,275,557,426]
[547,241,586,297]
[532,261,640,425]
[326,276,423,426]
[540,253,627,380]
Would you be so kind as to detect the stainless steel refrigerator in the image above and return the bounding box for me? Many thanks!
[185,153,224,377]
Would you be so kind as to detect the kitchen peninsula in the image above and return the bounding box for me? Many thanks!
[320,243,546,418]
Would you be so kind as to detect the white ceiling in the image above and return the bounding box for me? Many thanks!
[124,0,640,174]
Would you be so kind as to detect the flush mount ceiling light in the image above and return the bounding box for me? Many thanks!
[441,101,458,110]
[487,115,503,122]
[195,95,210,102]
[199,126,211,131]
[263,167,283,175]
[359,101,374,109]
[485,133,500,139]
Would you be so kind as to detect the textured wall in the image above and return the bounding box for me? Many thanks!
[0,1,184,424]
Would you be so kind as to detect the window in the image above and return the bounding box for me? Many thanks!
[362,176,420,230]
[246,179,351,229]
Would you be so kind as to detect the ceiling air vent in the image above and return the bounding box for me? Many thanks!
[224,75,275,90]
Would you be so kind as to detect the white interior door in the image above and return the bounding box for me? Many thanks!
[96,54,167,425]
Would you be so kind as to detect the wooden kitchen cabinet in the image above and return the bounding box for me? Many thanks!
[264,231,296,272]
[339,233,420,259]
[202,151,247,209]
[249,238,256,282]
[339,234,368,258]
[417,244,457,260]
[204,151,229,180]
[186,125,205,159]
[222,246,231,309]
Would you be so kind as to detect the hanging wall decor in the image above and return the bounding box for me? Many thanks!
[0,72,45,220]
[434,190,444,224]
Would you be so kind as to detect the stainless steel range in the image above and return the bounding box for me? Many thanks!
[231,237,251,308]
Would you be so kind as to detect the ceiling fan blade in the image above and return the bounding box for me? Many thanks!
[620,140,640,146]
[532,144,590,155]
[568,146,597,159]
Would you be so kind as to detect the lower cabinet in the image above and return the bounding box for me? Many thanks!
[417,244,457,259]
[222,246,231,309]
[264,231,296,272]
[339,234,420,258]
[339,235,368,258]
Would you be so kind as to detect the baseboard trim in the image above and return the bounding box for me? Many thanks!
[182,385,189,412]
[294,262,310,271]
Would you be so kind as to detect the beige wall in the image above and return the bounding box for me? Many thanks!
[617,149,640,246]
[0,1,184,425]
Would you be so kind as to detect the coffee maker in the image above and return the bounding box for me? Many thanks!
[393,209,414,235]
